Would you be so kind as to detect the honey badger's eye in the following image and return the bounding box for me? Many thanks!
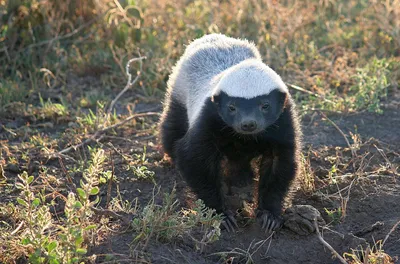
[228,105,236,112]
[261,103,270,111]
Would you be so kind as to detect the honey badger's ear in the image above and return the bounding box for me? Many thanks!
[280,91,288,108]
[211,94,220,105]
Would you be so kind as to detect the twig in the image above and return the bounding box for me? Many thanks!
[21,14,103,52]
[102,111,159,133]
[286,83,334,103]
[113,0,135,28]
[11,221,25,236]
[52,112,159,156]
[373,144,399,176]
[322,226,345,239]
[340,175,358,220]
[314,220,347,264]
[318,110,356,159]
[107,56,146,115]
[382,219,400,246]
[56,134,105,156]
[58,156,76,188]
[106,150,115,208]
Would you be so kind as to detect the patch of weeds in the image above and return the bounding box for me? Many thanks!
[0,80,30,111]
[327,165,339,184]
[77,101,117,132]
[38,95,69,120]
[324,207,343,225]
[85,147,114,185]
[130,165,155,183]
[348,58,391,113]
[344,240,394,264]
[11,172,89,263]
[131,187,222,251]
[0,148,107,263]
[29,134,50,150]
[99,169,114,185]
[129,146,156,183]
[108,194,139,215]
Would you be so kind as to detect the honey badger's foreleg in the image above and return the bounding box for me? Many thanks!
[174,131,238,231]
[257,144,298,232]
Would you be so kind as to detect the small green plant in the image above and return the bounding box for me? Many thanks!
[129,146,156,183]
[99,169,114,185]
[130,165,155,183]
[15,172,57,264]
[78,101,117,131]
[133,145,149,164]
[327,165,338,184]
[131,187,221,250]
[38,94,68,120]
[324,207,342,225]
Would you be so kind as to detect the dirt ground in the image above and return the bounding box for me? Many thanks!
[1,89,399,263]
[87,97,400,263]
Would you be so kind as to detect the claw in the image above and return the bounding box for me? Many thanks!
[221,210,238,232]
[257,210,283,232]
[222,220,232,232]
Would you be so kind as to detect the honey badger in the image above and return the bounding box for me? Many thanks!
[159,34,301,232]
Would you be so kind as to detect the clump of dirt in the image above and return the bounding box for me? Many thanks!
[283,205,325,236]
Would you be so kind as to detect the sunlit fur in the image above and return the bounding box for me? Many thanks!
[166,33,272,128]
[213,59,288,99]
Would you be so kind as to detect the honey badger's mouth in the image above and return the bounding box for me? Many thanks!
[233,126,265,135]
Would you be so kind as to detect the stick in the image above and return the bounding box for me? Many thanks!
[107,56,146,115]
[21,14,103,52]
[52,112,159,156]
[314,220,347,264]
[286,83,334,103]
[11,221,25,236]
[382,219,400,246]
[56,134,105,156]
[106,150,114,208]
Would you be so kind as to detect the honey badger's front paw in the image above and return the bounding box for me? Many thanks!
[221,210,238,232]
[257,210,283,232]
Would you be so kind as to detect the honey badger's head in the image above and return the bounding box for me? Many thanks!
[211,59,288,135]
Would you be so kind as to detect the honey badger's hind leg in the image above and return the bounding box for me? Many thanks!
[159,97,188,159]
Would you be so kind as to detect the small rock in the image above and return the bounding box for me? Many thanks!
[283,205,325,235]
[68,122,79,128]
[5,163,21,173]
[28,161,41,174]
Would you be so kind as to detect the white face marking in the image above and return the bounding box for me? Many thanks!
[212,59,288,99]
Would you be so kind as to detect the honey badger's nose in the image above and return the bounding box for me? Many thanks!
[241,120,257,132]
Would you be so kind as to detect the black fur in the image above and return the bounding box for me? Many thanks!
[159,96,188,157]
[159,89,301,221]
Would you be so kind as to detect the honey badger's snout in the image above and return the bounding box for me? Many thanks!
[241,120,257,132]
